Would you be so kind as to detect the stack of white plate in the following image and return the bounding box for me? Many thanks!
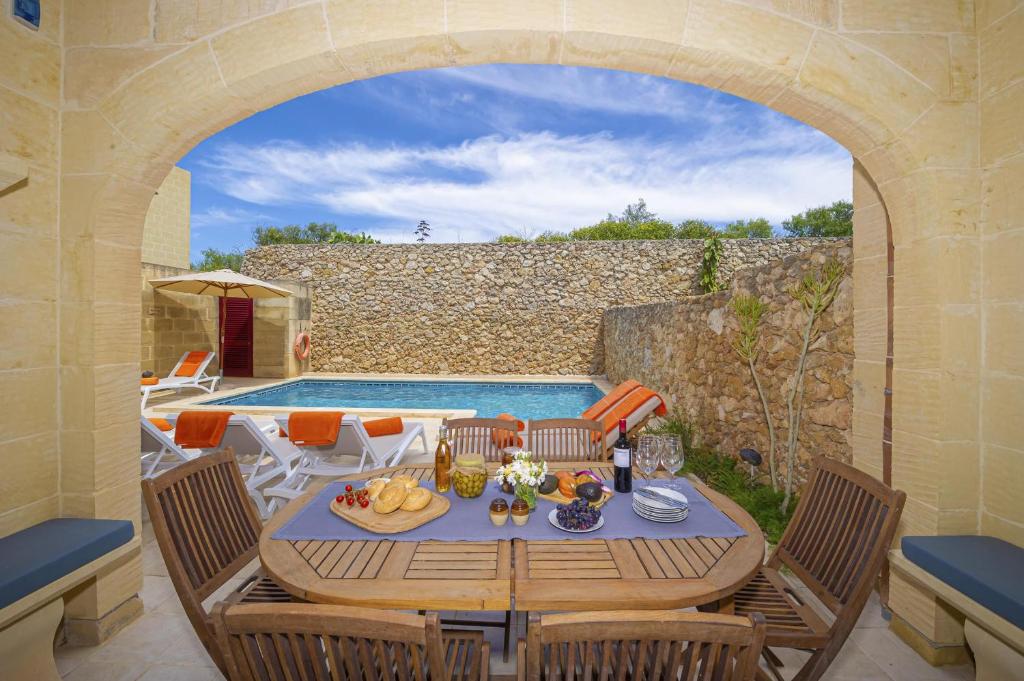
[632,486,689,523]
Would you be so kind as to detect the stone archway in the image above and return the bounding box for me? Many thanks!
[53,0,981,653]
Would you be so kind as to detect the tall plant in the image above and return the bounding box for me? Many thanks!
[700,234,724,293]
[730,294,776,489]
[780,258,846,510]
[730,258,846,511]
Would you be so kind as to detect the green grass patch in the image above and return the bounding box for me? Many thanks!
[645,417,794,544]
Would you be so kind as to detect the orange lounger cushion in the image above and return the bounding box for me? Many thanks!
[174,411,232,449]
[140,376,159,386]
[491,413,524,448]
[174,351,210,378]
[599,387,668,435]
[364,416,404,438]
[287,412,344,446]
[581,379,641,421]
[147,417,173,432]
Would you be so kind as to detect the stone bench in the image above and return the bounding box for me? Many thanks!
[890,535,1024,681]
[0,518,138,681]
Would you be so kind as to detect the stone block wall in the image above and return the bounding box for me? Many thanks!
[604,240,853,485]
[253,281,313,379]
[243,239,834,375]
[141,263,219,376]
[140,166,191,270]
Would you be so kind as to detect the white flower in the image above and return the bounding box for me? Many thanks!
[495,451,547,487]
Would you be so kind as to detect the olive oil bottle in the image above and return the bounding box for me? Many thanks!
[435,424,452,493]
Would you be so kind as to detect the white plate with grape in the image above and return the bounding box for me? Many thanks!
[549,499,605,533]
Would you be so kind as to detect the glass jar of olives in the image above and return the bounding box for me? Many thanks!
[451,453,488,498]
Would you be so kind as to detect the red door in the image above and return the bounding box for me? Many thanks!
[219,298,253,377]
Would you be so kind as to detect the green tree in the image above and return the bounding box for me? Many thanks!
[570,218,676,241]
[495,234,528,243]
[191,248,244,272]
[611,198,658,225]
[252,222,379,245]
[782,200,853,237]
[721,217,774,239]
[675,219,717,239]
[534,230,571,242]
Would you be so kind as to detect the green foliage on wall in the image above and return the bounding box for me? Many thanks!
[191,248,245,272]
[782,200,853,237]
[492,197,850,243]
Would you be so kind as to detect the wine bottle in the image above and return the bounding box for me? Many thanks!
[435,424,452,493]
[613,418,632,493]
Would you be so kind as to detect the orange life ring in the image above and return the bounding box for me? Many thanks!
[293,332,311,360]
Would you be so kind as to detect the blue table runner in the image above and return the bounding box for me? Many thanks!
[272,478,746,542]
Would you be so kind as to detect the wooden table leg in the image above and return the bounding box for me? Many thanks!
[696,595,735,615]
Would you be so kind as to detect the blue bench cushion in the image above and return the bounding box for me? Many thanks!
[902,535,1024,629]
[0,518,134,610]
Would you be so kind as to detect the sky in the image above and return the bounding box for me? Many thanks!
[179,64,852,260]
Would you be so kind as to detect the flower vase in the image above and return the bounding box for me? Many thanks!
[515,483,538,511]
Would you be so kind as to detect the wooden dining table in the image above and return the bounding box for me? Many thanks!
[260,461,764,613]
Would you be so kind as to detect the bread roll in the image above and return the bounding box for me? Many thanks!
[400,487,432,512]
[365,478,389,501]
[373,484,408,514]
[391,474,419,489]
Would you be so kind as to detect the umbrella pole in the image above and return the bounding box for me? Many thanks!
[218,296,225,378]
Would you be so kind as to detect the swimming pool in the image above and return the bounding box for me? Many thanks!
[204,379,606,420]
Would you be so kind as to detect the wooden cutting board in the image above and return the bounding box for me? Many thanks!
[329,492,450,534]
[537,488,614,509]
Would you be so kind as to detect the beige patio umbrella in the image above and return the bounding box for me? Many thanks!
[148,269,292,375]
[148,268,291,299]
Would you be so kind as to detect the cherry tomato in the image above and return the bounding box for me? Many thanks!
[360,500,369,508]
[347,498,354,506]
[335,495,345,503]
[345,484,353,492]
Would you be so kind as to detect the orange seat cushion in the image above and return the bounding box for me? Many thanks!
[491,413,524,448]
[147,418,173,432]
[174,351,209,378]
[364,417,404,438]
[140,377,159,386]
[581,379,641,421]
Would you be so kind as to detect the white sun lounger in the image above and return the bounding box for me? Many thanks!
[140,417,198,479]
[140,351,221,409]
[162,413,301,518]
[263,414,429,512]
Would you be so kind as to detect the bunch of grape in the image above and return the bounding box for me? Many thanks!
[556,498,601,530]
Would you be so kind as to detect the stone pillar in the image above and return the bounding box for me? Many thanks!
[59,118,153,641]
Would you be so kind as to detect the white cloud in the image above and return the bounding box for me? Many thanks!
[197,122,850,242]
[191,206,272,230]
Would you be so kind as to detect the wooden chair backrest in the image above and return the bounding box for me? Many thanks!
[527,418,604,461]
[446,417,521,462]
[525,610,766,681]
[141,448,263,661]
[771,456,907,615]
[212,602,448,681]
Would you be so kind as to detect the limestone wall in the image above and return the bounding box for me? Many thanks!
[979,4,1024,547]
[141,167,191,270]
[604,240,853,483]
[0,0,61,539]
[141,263,311,380]
[243,239,834,375]
[141,263,219,376]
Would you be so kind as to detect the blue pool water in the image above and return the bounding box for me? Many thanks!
[204,380,606,420]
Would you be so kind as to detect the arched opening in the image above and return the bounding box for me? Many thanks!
[7,0,989,665]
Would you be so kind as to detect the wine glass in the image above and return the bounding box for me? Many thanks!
[635,435,659,482]
[659,435,684,478]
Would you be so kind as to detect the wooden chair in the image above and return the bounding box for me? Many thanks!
[519,610,767,681]
[141,448,293,674]
[527,418,604,461]
[212,602,490,681]
[446,417,523,462]
[732,456,906,681]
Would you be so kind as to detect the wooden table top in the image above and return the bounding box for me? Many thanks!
[259,461,764,612]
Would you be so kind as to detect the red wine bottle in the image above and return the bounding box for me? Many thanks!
[613,419,632,493]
